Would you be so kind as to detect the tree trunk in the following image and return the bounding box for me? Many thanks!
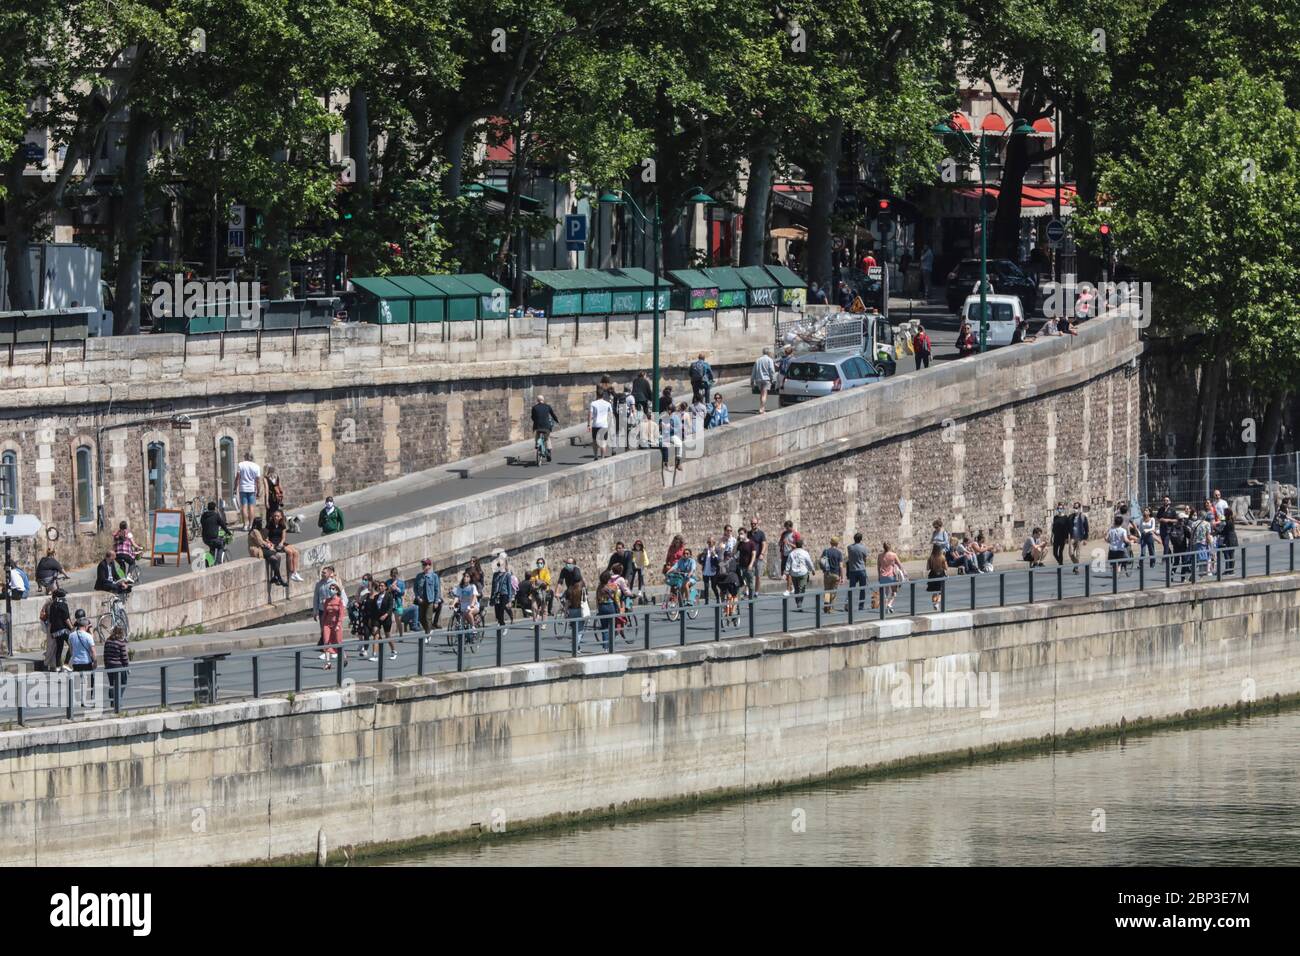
[991,130,1030,261]
[348,86,370,209]
[1195,350,1227,459]
[442,109,492,200]
[739,144,774,266]
[112,107,155,335]
[1072,91,1099,283]
[2,153,36,310]
[1249,392,1287,479]
[805,117,842,291]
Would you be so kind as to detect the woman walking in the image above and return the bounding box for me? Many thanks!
[596,572,619,652]
[104,625,130,709]
[926,544,948,610]
[1139,508,1158,569]
[320,582,345,668]
[877,542,904,613]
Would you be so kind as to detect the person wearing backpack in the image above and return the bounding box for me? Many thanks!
[689,353,715,404]
[912,325,932,370]
[41,588,72,672]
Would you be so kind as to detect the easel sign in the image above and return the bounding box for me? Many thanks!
[150,509,188,566]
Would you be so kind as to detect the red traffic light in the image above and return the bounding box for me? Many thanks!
[878,199,891,212]
[1098,223,1111,236]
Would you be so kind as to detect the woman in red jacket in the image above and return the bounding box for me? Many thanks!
[321,583,345,669]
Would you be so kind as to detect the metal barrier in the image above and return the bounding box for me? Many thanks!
[1141,452,1300,522]
[4,540,1295,726]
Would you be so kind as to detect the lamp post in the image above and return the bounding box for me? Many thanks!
[598,186,714,411]
[932,115,1035,353]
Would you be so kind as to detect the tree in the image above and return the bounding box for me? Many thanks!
[1084,73,1300,458]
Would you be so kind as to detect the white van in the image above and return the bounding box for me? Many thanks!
[960,293,1024,348]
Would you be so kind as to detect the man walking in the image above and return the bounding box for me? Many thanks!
[846,532,870,611]
[318,495,345,535]
[1050,503,1071,567]
[412,559,443,641]
[1156,495,1178,555]
[589,389,613,460]
[748,517,768,591]
[632,371,653,419]
[236,451,262,532]
[752,348,777,414]
[912,324,932,370]
[1069,501,1090,571]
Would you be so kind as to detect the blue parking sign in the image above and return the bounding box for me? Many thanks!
[564,214,587,251]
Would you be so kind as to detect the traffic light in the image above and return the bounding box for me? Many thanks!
[878,199,891,213]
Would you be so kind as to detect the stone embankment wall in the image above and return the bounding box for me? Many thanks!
[1,571,1295,865]
[51,310,1140,650]
[1,308,775,568]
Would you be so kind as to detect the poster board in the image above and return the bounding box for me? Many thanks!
[150,509,188,565]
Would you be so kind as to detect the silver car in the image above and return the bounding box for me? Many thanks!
[778,351,881,406]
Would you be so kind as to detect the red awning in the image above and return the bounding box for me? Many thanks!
[949,111,973,131]
[1021,184,1078,204]
[1031,117,1055,135]
[773,182,813,193]
[951,185,1047,208]
[980,113,1007,133]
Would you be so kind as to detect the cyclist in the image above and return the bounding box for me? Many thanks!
[35,548,65,594]
[453,570,482,630]
[112,521,143,575]
[531,395,559,462]
[199,500,231,565]
[666,548,698,608]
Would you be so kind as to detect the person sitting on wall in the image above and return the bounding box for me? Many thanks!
[94,549,132,596]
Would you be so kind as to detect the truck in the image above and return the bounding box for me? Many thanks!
[775,310,897,376]
[0,242,113,335]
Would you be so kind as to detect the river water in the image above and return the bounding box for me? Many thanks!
[369,710,1300,866]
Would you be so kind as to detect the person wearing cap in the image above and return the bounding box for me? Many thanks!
[412,559,443,641]
[68,609,97,705]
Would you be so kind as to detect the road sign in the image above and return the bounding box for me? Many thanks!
[229,204,246,230]
[564,214,587,251]
[867,266,883,281]
[20,142,43,164]
[227,229,245,257]
[0,513,42,539]
[1046,218,1066,246]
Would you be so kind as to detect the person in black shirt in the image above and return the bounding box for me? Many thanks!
[1155,496,1179,555]
[747,518,768,593]
[605,542,633,579]
[1050,503,1072,566]
[632,372,653,417]
[558,557,583,590]
[199,501,230,565]
[43,588,72,670]
[35,549,64,593]
[531,395,559,462]
[658,385,675,414]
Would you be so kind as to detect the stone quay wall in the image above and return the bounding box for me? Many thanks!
[0,308,777,569]
[1,569,1295,865]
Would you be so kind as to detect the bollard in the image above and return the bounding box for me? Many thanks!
[970,573,976,610]
[679,611,686,646]
[1111,563,1118,594]
[782,594,789,632]
[496,624,504,667]
[713,603,721,641]
[418,635,425,675]
[1027,569,1034,604]
[814,597,822,628]
[252,656,260,698]
[294,650,302,693]
[458,629,466,671]
[533,622,541,663]
[1056,566,1063,601]
[1084,564,1091,597]
[160,665,168,708]
[747,598,755,638]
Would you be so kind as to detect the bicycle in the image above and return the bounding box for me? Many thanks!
[96,593,130,642]
[448,605,483,651]
[535,429,553,467]
[721,590,741,629]
[662,572,700,622]
[615,602,639,644]
[202,528,233,567]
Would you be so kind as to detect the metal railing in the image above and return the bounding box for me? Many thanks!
[1141,452,1300,522]
[3,540,1296,727]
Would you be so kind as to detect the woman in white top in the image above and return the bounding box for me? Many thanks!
[1138,508,1158,569]
[783,534,814,610]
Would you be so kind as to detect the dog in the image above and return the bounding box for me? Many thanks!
[287,514,304,534]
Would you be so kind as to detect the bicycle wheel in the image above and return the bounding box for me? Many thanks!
[686,603,699,621]
[446,614,460,648]
[619,612,638,644]
[95,612,113,642]
[112,603,130,640]
[663,593,680,622]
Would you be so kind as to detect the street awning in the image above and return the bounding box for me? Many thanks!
[770,226,807,239]
[980,113,1007,133]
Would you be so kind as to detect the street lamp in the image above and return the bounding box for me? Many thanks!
[599,185,714,412]
[932,114,1035,353]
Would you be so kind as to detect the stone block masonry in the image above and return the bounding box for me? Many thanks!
[27,310,1140,648]
[0,308,772,569]
[1,571,1295,866]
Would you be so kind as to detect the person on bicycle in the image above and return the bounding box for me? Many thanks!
[200,500,230,565]
[95,549,132,596]
[531,395,559,462]
[667,549,698,605]
[112,521,142,574]
[36,548,64,594]
[533,557,554,615]
[454,571,482,629]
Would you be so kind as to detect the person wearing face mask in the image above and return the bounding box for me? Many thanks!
[318,495,345,535]
[533,557,554,615]
[1050,502,1071,567]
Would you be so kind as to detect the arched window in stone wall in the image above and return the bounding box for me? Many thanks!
[74,445,95,525]
[217,436,237,511]
[146,440,168,515]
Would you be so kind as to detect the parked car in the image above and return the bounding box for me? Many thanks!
[945,258,1038,315]
[959,294,1025,348]
[778,351,881,406]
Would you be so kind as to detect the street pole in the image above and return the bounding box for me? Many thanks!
[652,197,662,414]
[3,537,11,657]
[978,136,988,353]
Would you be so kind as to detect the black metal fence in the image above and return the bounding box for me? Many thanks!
[4,540,1296,726]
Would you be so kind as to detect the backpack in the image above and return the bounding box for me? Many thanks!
[690,359,710,384]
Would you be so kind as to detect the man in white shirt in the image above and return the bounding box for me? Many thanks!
[751,348,777,414]
[589,393,614,460]
[1211,489,1229,521]
[236,452,262,532]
